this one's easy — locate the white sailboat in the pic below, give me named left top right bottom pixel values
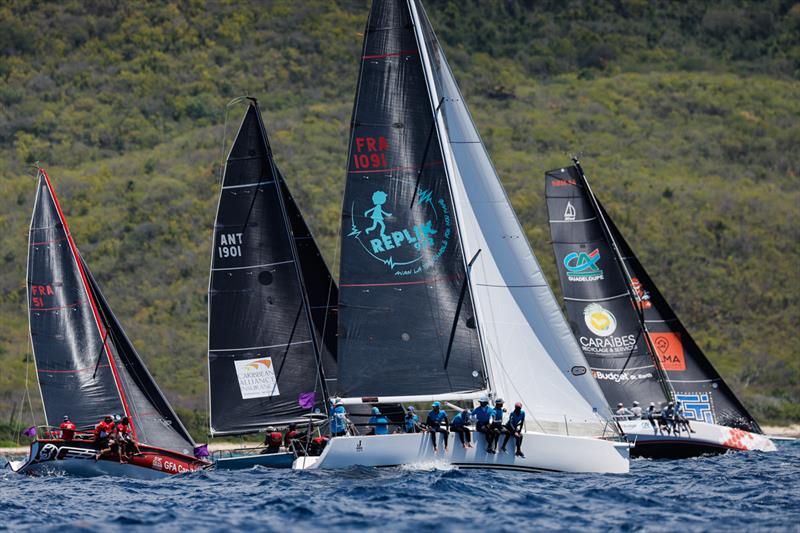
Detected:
left=293, top=0, right=629, bottom=474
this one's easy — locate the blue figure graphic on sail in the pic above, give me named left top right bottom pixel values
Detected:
left=364, top=191, right=392, bottom=237
left=348, top=188, right=450, bottom=276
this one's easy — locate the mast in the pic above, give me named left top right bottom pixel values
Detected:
left=571, top=158, right=675, bottom=401
left=253, top=99, right=330, bottom=405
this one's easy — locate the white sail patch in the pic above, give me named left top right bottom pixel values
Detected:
left=234, top=357, right=280, bottom=399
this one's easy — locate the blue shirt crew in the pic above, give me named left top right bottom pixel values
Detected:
left=490, top=407, right=505, bottom=424
left=369, top=415, right=390, bottom=435
left=508, top=409, right=525, bottom=429
left=427, top=409, right=448, bottom=427
left=330, top=405, right=347, bottom=434
left=451, top=411, right=470, bottom=428
left=472, top=405, right=492, bottom=425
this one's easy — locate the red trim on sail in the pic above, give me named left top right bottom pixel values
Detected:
left=38, top=168, right=137, bottom=441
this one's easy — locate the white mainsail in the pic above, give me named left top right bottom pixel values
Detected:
left=409, top=0, right=612, bottom=436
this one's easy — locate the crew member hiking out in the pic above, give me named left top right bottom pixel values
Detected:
left=501, top=402, right=525, bottom=458
left=646, top=402, right=659, bottom=434
left=94, top=415, right=117, bottom=461
left=116, top=416, right=135, bottom=462
left=488, top=398, right=507, bottom=454
left=450, top=408, right=473, bottom=449
left=426, top=402, right=449, bottom=452
left=472, top=397, right=495, bottom=453
left=662, top=401, right=676, bottom=434
left=59, top=415, right=76, bottom=441
left=368, top=406, right=390, bottom=435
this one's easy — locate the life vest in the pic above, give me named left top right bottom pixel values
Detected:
left=59, top=421, right=76, bottom=440
left=267, top=432, right=283, bottom=447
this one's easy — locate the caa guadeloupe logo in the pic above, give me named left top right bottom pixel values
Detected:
left=563, top=248, right=604, bottom=282
left=234, top=357, right=279, bottom=400
left=348, top=188, right=451, bottom=277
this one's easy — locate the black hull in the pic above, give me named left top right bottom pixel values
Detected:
left=631, top=439, right=729, bottom=459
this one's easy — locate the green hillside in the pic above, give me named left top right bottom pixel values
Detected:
left=0, top=0, right=798, bottom=440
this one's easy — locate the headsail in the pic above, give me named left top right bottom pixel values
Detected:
left=546, top=163, right=762, bottom=432
left=208, top=101, right=329, bottom=435
left=337, top=0, right=488, bottom=400
left=545, top=166, right=670, bottom=410
left=27, top=170, right=126, bottom=429
left=81, top=257, right=196, bottom=453
left=408, top=0, right=613, bottom=433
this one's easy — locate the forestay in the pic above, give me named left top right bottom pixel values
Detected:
left=409, top=0, right=612, bottom=435
left=208, top=103, right=329, bottom=435
left=337, top=0, right=487, bottom=400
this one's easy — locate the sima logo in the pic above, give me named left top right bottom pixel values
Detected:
left=348, top=188, right=451, bottom=277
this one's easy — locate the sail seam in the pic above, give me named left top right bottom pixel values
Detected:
left=564, top=293, right=629, bottom=302
left=212, top=260, right=294, bottom=271
left=210, top=340, right=312, bottom=352
left=549, top=217, right=597, bottom=223
left=222, top=180, right=275, bottom=190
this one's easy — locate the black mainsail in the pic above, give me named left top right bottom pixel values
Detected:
left=28, top=169, right=196, bottom=453
left=28, top=170, right=125, bottom=429
left=546, top=162, right=761, bottom=432
left=208, top=101, right=332, bottom=435
left=337, top=0, right=487, bottom=400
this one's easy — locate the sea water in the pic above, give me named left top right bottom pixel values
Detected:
left=1, top=441, right=798, bottom=531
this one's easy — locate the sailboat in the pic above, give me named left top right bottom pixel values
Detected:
left=207, top=99, right=339, bottom=469
left=293, top=0, right=629, bottom=473
left=544, top=159, right=776, bottom=458
left=8, top=168, right=209, bottom=478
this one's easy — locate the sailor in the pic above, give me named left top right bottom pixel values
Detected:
left=59, top=415, right=76, bottom=441
left=94, top=415, right=117, bottom=461
left=501, top=402, right=525, bottom=458
left=450, top=408, right=473, bottom=449
left=662, top=401, right=676, bottom=435
left=675, top=401, right=696, bottom=434
left=308, top=435, right=329, bottom=456
left=615, top=402, right=633, bottom=420
left=630, top=401, right=643, bottom=419
left=646, top=402, right=659, bottom=434
left=488, top=398, right=507, bottom=454
left=329, top=398, right=349, bottom=437
left=262, top=426, right=283, bottom=454
left=404, top=406, right=421, bottom=433
left=426, top=402, right=449, bottom=453
left=116, top=416, right=135, bottom=462
left=284, top=423, right=306, bottom=449
left=658, top=402, right=672, bottom=435
left=368, top=406, right=390, bottom=436
left=472, top=396, right=495, bottom=453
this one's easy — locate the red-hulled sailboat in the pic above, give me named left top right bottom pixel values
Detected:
left=8, top=168, right=209, bottom=478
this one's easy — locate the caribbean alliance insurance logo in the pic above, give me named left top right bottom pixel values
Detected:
left=348, top=188, right=451, bottom=277
left=563, top=248, right=604, bottom=282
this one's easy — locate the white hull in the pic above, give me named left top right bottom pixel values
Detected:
left=293, top=431, right=629, bottom=473
left=618, top=419, right=776, bottom=458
